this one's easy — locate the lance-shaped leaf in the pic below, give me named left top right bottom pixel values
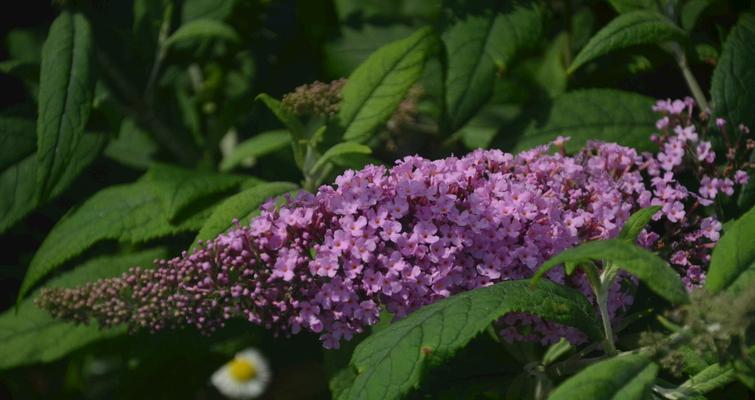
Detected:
left=442, top=2, right=541, bottom=132
left=548, top=353, right=658, bottom=400
left=310, top=142, right=372, bottom=175
left=711, top=13, right=755, bottom=131
left=256, top=94, right=306, bottom=169
left=0, top=249, right=166, bottom=370
left=220, top=130, right=291, bottom=172
left=705, top=205, right=755, bottom=294
left=532, top=239, right=689, bottom=305
left=192, top=181, right=298, bottom=248
left=618, top=206, right=661, bottom=242
left=36, top=11, right=97, bottom=203
left=568, top=10, right=686, bottom=74
left=338, top=280, right=600, bottom=400
left=145, top=163, right=245, bottom=220
left=164, top=18, right=239, bottom=47
left=338, top=27, right=435, bottom=143
left=513, top=89, right=657, bottom=153
left=18, top=180, right=212, bottom=302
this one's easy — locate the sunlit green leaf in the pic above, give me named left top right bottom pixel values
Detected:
left=36, top=11, right=97, bottom=203
left=569, top=10, right=685, bottom=74
left=338, top=27, right=435, bottom=143
left=0, top=249, right=167, bottom=370
left=338, top=280, right=600, bottom=400
left=532, top=239, right=689, bottom=305
left=548, top=353, right=658, bottom=400
left=706, top=205, right=755, bottom=294
left=192, top=182, right=298, bottom=248
left=220, top=130, right=291, bottom=172
left=18, top=181, right=213, bottom=301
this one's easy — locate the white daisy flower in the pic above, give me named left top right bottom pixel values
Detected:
left=211, top=348, right=272, bottom=399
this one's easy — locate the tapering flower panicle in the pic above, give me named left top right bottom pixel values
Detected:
left=37, top=99, right=751, bottom=348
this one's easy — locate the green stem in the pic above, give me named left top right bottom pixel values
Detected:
left=670, top=43, right=711, bottom=112
left=144, top=3, right=173, bottom=102
left=596, top=264, right=619, bottom=355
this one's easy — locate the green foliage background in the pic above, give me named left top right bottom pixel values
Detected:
left=0, top=0, right=753, bottom=399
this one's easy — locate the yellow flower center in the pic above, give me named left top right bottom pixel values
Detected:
left=228, top=358, right=257, bottom=382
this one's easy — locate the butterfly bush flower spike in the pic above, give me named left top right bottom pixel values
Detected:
left=36, top=99, right=752, bottom=349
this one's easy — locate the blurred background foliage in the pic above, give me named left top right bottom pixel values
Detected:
left=0, top=0, right=752, bottom=398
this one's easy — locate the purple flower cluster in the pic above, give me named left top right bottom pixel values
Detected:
left=648, top=98, right=751, bottom=287
left=37, top=99, right=751, bottom=349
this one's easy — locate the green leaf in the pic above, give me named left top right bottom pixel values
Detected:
left=338, top=280, right=600, bottom=400
left=192, top=182, right=298, bottom=248
left=442, top=3, right=541, bottom=132
left=256, top=94, right=306, bottom=168
left=144, top=163, right=245, bottom=220
left=220, top=130, right=291, bottom=172
left=18, top=181, right=212, bottom=302
left=618, top=206, right=661, bottom=242
left=0, top=115, right=36, bottom=174
left=607, top=0, right=656, bottom=14
left=324, top=24, right=417, bottom=78
left=513, top=89, right=657, bottom=153
left=548, top=353, right=658, bottom=400
left=36, top=11, right=97, bottom=203
left=681, top=0, right=710, bottom=32
left=705, top=205, right=755, bottom=294
left=164, top=18, right=239, bottom=48
left=679, top=361, right=736, bottom=395
left=182, top=0, right=236, bottom=22
left=311, top=142, right=372, bottom=175
left=568, top=10, right=686, bottom=74
left=542, top=338, right=573, bottom=366
left=338, top=27, right=435, bottom=143
left=104, top=118, right=159, bottom=170
left=0, top=249, right=167, bottom=370
left=0, top=154, right=37, bottom=233
left=532, top=239, right=689, bottom=305
left=711, top=13, right=755, bottom=130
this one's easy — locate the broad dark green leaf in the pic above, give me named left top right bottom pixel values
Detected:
left=338, top=280, right=600, bottom=400
left=256, top=94, right=306, bottom=168
left=338, top=27, right=435, bottom=143
left=513, top=89, right=657, bottom=153
left=36, top=11, right=97, bottom=203
left=311, top=142, right=372, bottom=174
left=164, top=18, right=239, bottom=47
left=220, top=130, right=291, bottom=172
left=145, top=163, right=245, bottom=220
left=548, top=353, right=658, bottom=400
left=442, top=3, right=541, bottom=132
left=104, top=118, right=159, bottom=170
left=618, top=206, right=661, bottom=242
left=192, top=182, right=298, bottom=248
left=18, top=181, right=212, bottom=301
left=532, top=239, right=689, bottom=305
left=711, top=13, right=755, bottom=131
left=705, top=205, right=755, bottom=294
left=569, top=10, right=686, bottom=74
left=0, top=249, right=166, bottom=370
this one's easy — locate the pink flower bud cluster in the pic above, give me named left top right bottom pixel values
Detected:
left=37, top=99, right=750, bottom=349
